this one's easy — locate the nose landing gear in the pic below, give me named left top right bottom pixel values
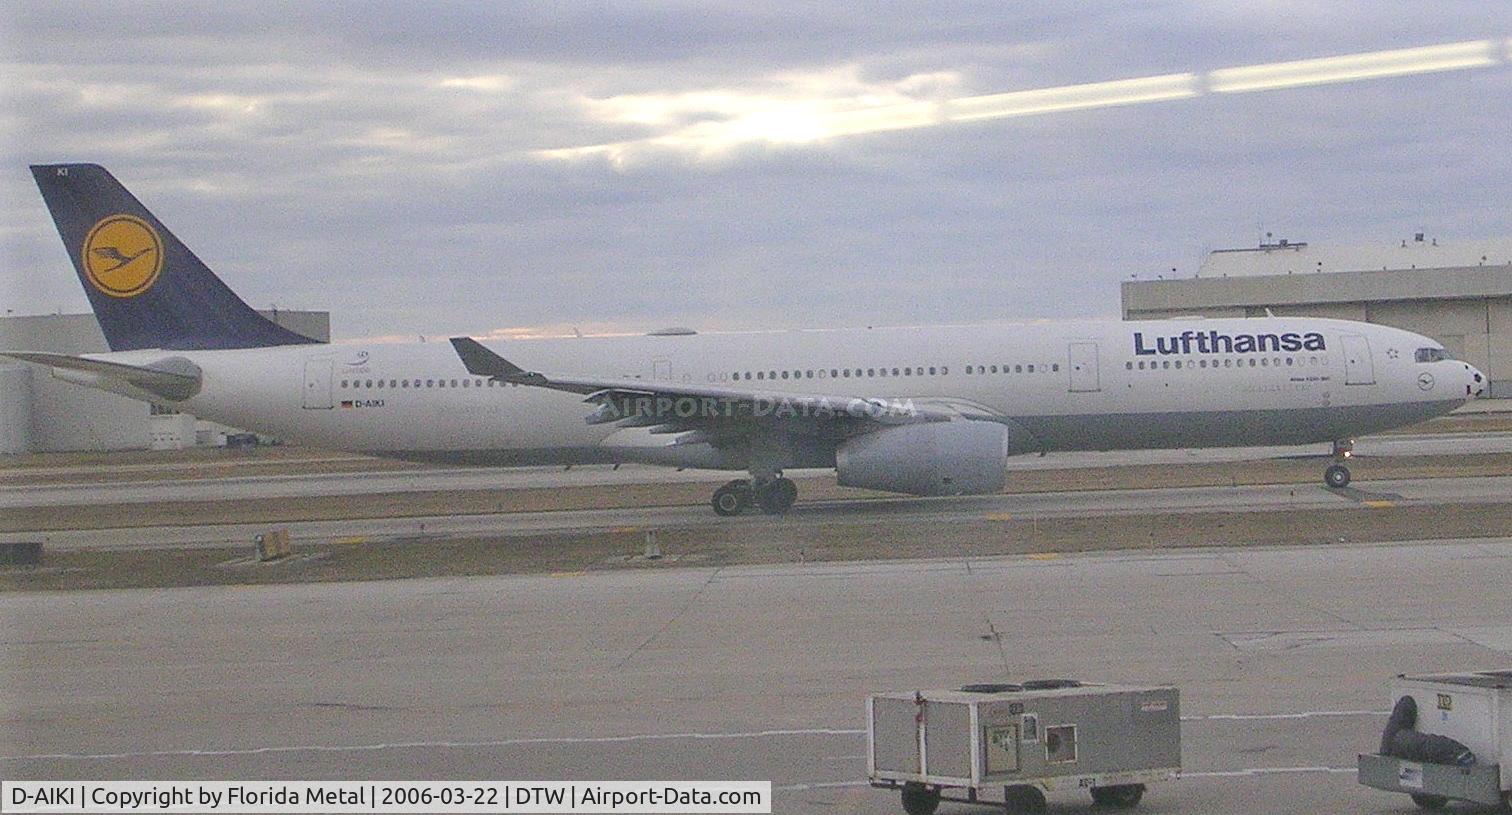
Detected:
left=1324, top=440, right=1353, bottom=488
left=709, top=476, right=798, bottom=516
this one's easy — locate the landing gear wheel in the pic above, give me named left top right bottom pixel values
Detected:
left=1002, top=784, right=1047, bottom=814
left=1090, top=783, right=1145, bottom=808
left=755, top=477, right=798, bottom=515
left=710, top=480, right=751, bottom=517
left=899, top=783, right=940, bottom=815
left=1324, top=463, right=1351, bottom=488
left=1409, top=793, right=1448, bottom=810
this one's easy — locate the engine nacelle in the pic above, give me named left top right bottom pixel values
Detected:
left=836, top=420, right=1010, bottom=496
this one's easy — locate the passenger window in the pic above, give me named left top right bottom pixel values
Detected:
left=1174, top=361, right=1182, bottom=369
left=1015, top=365, right=1022, bottom=373
left=1286, top=357, right=1294, bottom=366
left=781, top=371, right=789, bottom=379
left=1052, top=363, right=1060, bottom=372
left=1125, top=362, right=1133, bottom=370
left=966, top=365, right=974, bottom=374
left=941, top=366, right=949, bottom=375
left=990, top=365, right=998, bottom=373
left=1025, top=365, right=1033, bottom=373
left=1198, top=360, right=1206, bottom=369
left=830, top=369, right=839, bottom=378
left=904, top=367, right=912, bottom=375
left=842, top=369, right=850, bottom=378
left=867, top=368, right=875, bottom=377
left=879, top=368, right=887, bottom=377
left=461, top=379, right=469, bottom=387
left=1260, top=358, right=1268, bottom=367
left=928, top=367, right=936, bottom=375
left=806, top=370, right=813, bottom=378
left=1137, top=361, right=1145, bottom=370
left=340, top=380, right=348, bottom=387
left=757, top=371, right=765, bottom=380
left=426, top=379, right=434, bottom=387
left=1162, top=361, right=1170, bottom=369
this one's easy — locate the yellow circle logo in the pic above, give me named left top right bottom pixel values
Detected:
left=81, top=214, right=163, bottom=298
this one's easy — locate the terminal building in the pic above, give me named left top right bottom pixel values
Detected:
left=1122, top=235, right=1512, bottom=399
left=0, top=311, right=329, bottom=455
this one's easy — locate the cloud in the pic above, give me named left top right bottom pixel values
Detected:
left=1, top=2, right=1509, bottom=340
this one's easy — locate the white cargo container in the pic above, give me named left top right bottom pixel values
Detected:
left=867, top=681, right=1180, bottom=814
left=1358, top=670, right=1512, bottom=810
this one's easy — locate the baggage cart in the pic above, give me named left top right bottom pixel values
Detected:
left=867, top=680, right=1180, bottom=813
left=1358, top=670, right=1512, bottom=810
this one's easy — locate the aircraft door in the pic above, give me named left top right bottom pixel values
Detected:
left=1068, top=342, right=1100, bottom=392
left=303, top=358, right=334, bottom=409
left=1341, top=334, right=1375, bottom=385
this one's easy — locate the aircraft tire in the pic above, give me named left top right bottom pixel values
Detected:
left=756, top=477, right=798, bottom=514
left=711, top=481, right=749, bottom=516
left=1324, top=464, right=1351, bottom=489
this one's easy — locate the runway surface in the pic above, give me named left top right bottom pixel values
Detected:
left=5, top=431, right=1512, bottom=509
left=3, top=538, right=1510, bottom=813
left=5, top=471, right=1509, bottom=551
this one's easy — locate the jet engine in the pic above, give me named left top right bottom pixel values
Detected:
left=835, top=420, right=1011, bottom=496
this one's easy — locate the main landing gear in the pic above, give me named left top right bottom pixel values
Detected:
left=1324, top=439, right=1354, bottom=488
left=710, top=476, right=798, bottom=516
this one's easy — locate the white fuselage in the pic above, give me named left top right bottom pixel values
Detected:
left=98, top=317, right=1477, bottom=469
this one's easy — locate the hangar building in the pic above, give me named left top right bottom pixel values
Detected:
left=1122, top=235, right=1512, bottom=399
left=0, top=311, right=329, bottom=454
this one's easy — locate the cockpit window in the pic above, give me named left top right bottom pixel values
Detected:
left=1415, top=348, right=1448, bottom=363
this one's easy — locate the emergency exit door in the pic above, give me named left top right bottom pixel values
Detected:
left=1068, top=342, right=1101, bottom=392
left=1341, top=334, right=1375, bottom=385
left=303, top=358, right=333, bottom=409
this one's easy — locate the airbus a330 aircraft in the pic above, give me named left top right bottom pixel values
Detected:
left=7, top=164, right=1488, bottom=515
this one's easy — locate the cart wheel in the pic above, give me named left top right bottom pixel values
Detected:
left=1409, top=793, right=1448, bottom=811
left=900, top=783, right=940, bottom=815
left=1090, top=783, right=1145, bottom=808
left=1002, top=784, right=1047, bottom=813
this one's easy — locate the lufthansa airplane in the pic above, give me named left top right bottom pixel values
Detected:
left=6, top=164, right=1488, bottom=515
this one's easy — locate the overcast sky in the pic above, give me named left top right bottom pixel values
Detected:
left=1, top=2, right=1509, bottom=341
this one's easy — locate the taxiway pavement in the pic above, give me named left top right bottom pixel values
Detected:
left=5, top=472, right=1509, bottom=551
left=3, top=538, right=1509, bottom=813
left=5, top=431, right=1511, bottom=509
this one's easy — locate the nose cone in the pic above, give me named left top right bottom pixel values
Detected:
left=1465, top=363, right=1487, bottom=399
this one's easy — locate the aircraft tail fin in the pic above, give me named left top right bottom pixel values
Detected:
left=29, top=163, right=319, bottom=351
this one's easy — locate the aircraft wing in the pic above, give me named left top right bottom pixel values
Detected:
left=0, top=351, right=202, bottom=401
left=450, top=337, right=961, bottom=440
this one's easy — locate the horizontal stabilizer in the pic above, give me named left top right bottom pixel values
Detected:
left=1, top=351, right=201, bottom=401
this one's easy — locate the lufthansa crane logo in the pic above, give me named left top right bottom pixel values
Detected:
left=81, top=214, right=163, bottom=298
